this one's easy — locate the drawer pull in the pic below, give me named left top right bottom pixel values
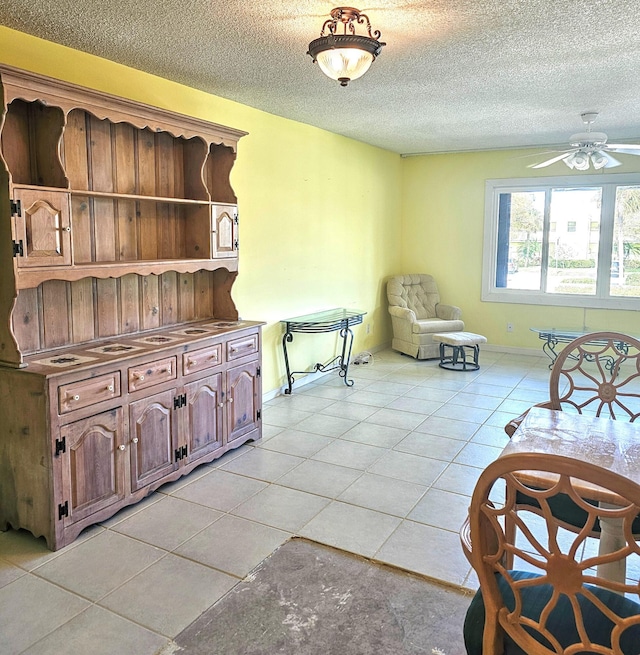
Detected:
left=132, top=437, right=139, bottom=444
left=134, top=374, right=145, bottom=381
left=187, top=358, right=196, bottom=367
left=73, top=394, right=80, bottom=401
left=107, top=385, right=114, bottom=392
left=118, top=444, right=126, bottom=451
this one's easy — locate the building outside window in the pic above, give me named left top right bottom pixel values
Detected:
left=482, top=174, right=640, bottom=310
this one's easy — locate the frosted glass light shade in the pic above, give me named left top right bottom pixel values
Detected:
left=316, top=48, right=374, bottom=84
left=308, top=34, right=384, bottom=86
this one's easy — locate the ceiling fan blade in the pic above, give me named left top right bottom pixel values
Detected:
left=606, top=145, right=640, bottom=155
left=529, top=152, right=574, bottom=168
left=603, top=153, right=622, bottom=168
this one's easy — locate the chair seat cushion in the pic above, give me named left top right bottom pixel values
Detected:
left=464, top=570, right=640, bottom=655
left=411, top=319, right=464, bottom=335
left=432, top=331, right=487, bottom=346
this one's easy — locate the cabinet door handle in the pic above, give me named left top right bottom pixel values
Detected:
left=218, top=402, right=224, bottom=407
left=228, top=397, right=234, bottom=403
left=132, top=437, right=139, bottom=444
left=118, top=444, right=126, bottom=451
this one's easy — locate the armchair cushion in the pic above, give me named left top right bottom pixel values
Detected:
left=387, top=274, right=464, bottom=359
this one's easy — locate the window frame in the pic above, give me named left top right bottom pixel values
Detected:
left=482, top=173, right=640, bottom=310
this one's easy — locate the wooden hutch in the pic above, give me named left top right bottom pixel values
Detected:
left=0, top=66, right=262, bottom=550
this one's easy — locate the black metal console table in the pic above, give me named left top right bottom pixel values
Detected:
left=530, top=327, right=630, bottom=370
left=281, top=308, right=366, bottom=394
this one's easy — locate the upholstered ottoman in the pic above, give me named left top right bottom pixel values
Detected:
left=432, top=331, right=487, bottom=371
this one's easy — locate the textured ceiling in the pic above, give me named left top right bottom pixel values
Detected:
left=2, top=0, right=640, bottom=155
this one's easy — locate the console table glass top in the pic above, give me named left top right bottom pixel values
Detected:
left=281, top=308, right=366, bottom=394
left=530, top=327, right=591, bottom=368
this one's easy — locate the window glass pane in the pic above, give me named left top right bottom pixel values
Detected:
left=496, top=191, right=544, bottom=290
left=611, top=186, right=640, bottom=298
left=546, top=187, right=601, bottom=295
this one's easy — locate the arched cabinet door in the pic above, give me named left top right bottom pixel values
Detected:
left=129, top=390, right=179, bottom=491
left=226, top=360, right=261, bottom=445
left=211, top=203, right=238, bottom=258
left=58, top=408, right=125, bottom=527
left=184, top=373, right=224, bottom=463
left=12, top=189, right=71, bottom=268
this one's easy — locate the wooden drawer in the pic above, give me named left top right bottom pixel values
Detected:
left=227, top=333, right=259, bottom=361
left=59, top=372, right=121, bottom=414
left=128, top=356, right=177, bottom=392
left=183, top=343, right=223, bottom=375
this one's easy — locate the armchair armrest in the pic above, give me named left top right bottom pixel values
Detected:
left=504, top=400, right=554, bottom=437
left=435, top=303, right=462, bottom=321
left=388, top=306, right=417, bottom=322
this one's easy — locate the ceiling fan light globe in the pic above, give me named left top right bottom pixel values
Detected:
left=571, top=151, right=590, bottom=170
left=590, top=151, right=608, bottom=169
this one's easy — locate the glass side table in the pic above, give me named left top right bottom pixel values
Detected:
left=281, top=308, right=366, bottom=394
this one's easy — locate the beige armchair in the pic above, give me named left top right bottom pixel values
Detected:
left=387, top=274, right=464, bottom=359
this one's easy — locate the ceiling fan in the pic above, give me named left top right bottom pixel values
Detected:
left=530, top=112, right=640, bottom=170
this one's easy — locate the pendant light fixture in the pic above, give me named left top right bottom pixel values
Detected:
left=307, top=7, right=385, bottom=87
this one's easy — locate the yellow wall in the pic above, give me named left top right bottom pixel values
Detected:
left=0, top=27, right=403, bottom=394
left=401, top=150, right=640, bottom=350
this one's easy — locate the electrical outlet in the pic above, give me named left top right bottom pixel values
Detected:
left=507, top=322, right=514, bottom=333
left=366, top=323, right=371, bottom=334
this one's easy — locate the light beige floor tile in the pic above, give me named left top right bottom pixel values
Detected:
left=453, top=441, right=504, bottom=469
left=267, top=393, right=335, bottom=413
left=338, top=473, right=427, bottom=517
left=0, top=529, right=79, bottom=571
left=376, top=520, right=472, bottom=586
left=433, top=404, right=493, bottom=423
left=261, top=424, right=285, bottom=441
left=385, top=396, right=443, bottom=415
left=175, top=515, right=290, bottom=578
left=339, top=421, right=409, bottom=448
left=170, top=469, right=268, bottom=511
left=470, top=424, right=510, bottom=448
left=395, top=432, right=465, bottom=461
left=299, top=501, right=401, bottom=558
left=413, top=415, right=480, bottom=440
left=408, top=488, right=471, bottom=532
left=364, top=407, right=430, bottom=430
left=276, top=460, right=363, bottom=497
left=231, top=484, right=330, bottom=532
left=449, top=391, right=503, bottom=410
left=318, top=400, right=378, bottom=421
left=433, top=463, right=483, bottom=496
left=110, top=496, right=222, bottom=551
left=344, top=389, right=399, bottom=407
left=461, top=381, right=511, bottom=398
left=417, top=376, right=470, bottom=391
left=256, top=428, right=334, bottom=457
left=298, top=383, right=358, bottom=400
left=403, top=386, right=455, bottom=402
left=294, top=413, right=358, bottom=437
left=0, top=557, right=25, bottom=589
left=220, top=448, right=304, bottom=482
left=497, top=398, right=537, bottom=414
left=312, top=439, right=386, bottom=470
left=33, top=531, right=164, bottom=601
left=99, top=492, right=163, bottom=527
left=506, top=387, right=550, bottom=403
left=368, top=450, right=447, bottom=486
left=21, top=605, right=168, bottom=655
left=99, top=554, right=237, bottom=637
left=484, top=409, right=520, bottom=428
left=261, top=405, right=312, bottom=428
left=364, top=380, right=417, bottom=395
left=0, top=575, right=90, bottom=654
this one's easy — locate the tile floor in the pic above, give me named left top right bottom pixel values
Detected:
left=0, top=347, right=574, bottom=654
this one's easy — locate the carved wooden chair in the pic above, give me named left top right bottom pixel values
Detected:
left=505, top=331, right=640, bottom=437
left=460, top=452, right=640, bottom=655
left=503, top=332, right=640, bottom=547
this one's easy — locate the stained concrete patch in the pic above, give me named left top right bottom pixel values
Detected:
left=172, top=537, right=473, bottom=655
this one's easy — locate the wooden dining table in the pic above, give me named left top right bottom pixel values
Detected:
left=501, top=406, right=640, bottom=583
